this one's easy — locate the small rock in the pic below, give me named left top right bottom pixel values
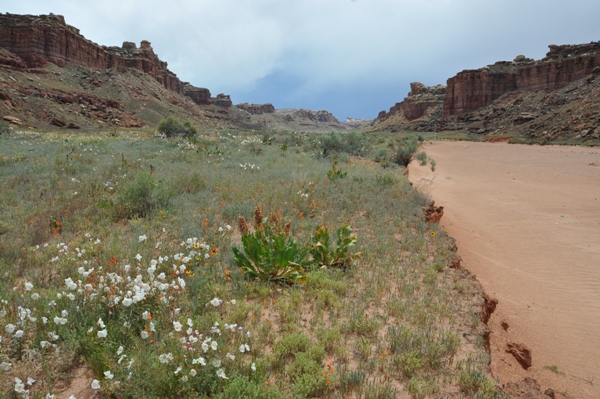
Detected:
left=3, top=115, right=21, bottom=125
left=67, top=122, right=80, bottom=129
left=482, top=294, right=498, bottom=324
left=423, top=201, right=444, bottom=223
left=51, top=117, right=66, bottom=127
left=506, top=342, right=533, bottom=370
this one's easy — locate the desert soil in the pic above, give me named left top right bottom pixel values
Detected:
left=409, top=141, right=600, bottom=399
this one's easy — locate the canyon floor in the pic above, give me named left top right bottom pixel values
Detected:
left=410, top=141, right=600, bottom=399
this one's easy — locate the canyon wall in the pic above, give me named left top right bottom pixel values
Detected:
left=444, top=42, right=600, bottom=116
left=378, top=82, right=446, bottom=122
left=0, top=13, right=219, bottom=106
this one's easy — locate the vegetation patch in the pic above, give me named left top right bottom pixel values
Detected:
left=0, top=129, right=500, bottom=398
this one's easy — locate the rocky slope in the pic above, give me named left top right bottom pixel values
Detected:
left=0, top=13, right=357, bottom=132
left=236, top=105, right=357, bottom=132
left=372, top=42, right=600, bottom=144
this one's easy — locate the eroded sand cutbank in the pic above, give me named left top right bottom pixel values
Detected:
left=409, top=141, right=600, bottom=398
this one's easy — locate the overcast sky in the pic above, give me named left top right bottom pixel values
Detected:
left=3, top=0, right=600, bottom=119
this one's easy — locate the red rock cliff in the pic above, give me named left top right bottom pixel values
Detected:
left=379, top=82, right=446, bottom=122
left=444, top=42, right=600, bottom=116
left=0, top=13, right=187, bottom=94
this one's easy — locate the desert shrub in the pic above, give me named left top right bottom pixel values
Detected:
left=274, top=331, right=311, bottom=362
left=373, top=147, right=390, bottom=163
left=458, top=367, right=497, bottom=397
left=407, top=376, right=437, bottom=399
left=157, top=116, right=198, bottom=138
left=216, top=377, right=282, bottom=399
left=111, top=170, right=172, bottom=219
left=393, top=135, right=435, bottom=171
left=320, top=131, right=367, bottom=157
left=393, top=136, right=419, bottom=167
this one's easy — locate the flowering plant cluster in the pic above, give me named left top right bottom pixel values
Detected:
left=0, top=224, right=259, bottom=398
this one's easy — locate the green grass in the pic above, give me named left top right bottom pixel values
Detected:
left=0, top=129, right=501, bottom=398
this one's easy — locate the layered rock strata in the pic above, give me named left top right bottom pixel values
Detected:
left=375, top=82, right=446, bottom=128
left=444, top=43, right=600, bottom=115
left=0, top=13, right=220, bottom=106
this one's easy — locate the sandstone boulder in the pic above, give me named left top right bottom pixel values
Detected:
left=3, top=115, right=21, bottom=125
left=51, top=117, right=66, bottom=127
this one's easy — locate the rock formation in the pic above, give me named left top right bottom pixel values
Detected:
left=0, top=13, right=219, bottom=107
left=211, top=94, right=233, bottom=108
left=379, top=82, right=446, bottom=122
left=371, top=41, right=600, bottom=143
left=237, top=102, right=275, bottom=115
left=444, top=42, right=600, bottom=116
left=183, top=84, right=211, bottom=105
left=372, top=82, right=446, bottom=132
left=0, top=14, right=185, bottom=93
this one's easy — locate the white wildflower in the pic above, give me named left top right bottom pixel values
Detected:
left=173, top=321, right=183, bottom=332
left=216, top=368, right=228, bottom=379
left=209, top=297, right=222, bottom=307
left=159, top=353, right=173, bottom=364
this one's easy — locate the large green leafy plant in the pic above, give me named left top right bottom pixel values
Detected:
left=310, top=224, right=364, bottom=268
left=232, top=207, right=364, bottom=283
left=232, top=207, right=308, bottom=283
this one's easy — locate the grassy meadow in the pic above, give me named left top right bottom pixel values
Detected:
left=0, top=129, right=503, bottom=398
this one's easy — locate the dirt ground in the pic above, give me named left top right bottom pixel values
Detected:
left=410, top=141, right=600, bottom=399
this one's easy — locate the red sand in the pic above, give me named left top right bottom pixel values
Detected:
left=410, top=141, right=600, bottom=398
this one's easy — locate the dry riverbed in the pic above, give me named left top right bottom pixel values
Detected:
left=410, top=141, right=600, bottom=399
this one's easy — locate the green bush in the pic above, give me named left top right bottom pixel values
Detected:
left=373, top=147, right=390, bottom=163
left=393, top=136, right=435, bottom=171
left=157, top=116, right=198, bottom=138
left=112, top=170, right=172, bottom=219
left=216, top=377, right=282, bottom=399
left=321, top=131, right=367, bottom=157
